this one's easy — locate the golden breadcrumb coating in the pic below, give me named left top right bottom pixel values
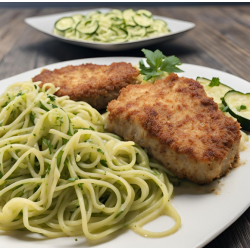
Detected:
left=32, top=62, right=139, bottom=110
left=107, top=73, right=241, bottom=184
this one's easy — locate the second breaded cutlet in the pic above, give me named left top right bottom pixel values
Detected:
left=106, top=73, right=241, bottom=184
left=32, top=62, right=139, bottom=110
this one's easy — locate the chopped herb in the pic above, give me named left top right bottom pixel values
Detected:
left=97, top=148, right=104, bottom=155
left=237, top=105, right=247, bottom=112
left=100, top=159, right=108, bottom=168
left=1, top=102, right=8, bottom=108
left=75, top=238, right=78, bottom=241
left=0, top=171, right=3, bottom=179
left=0, top=122, right=2, bottom=126
left=48, top=95, right=56, bottom=101
left=34, top=85, right=37, bottom=89
left=67, top=130, right=73, bottom=136
left=115, top=210, right=123, bottom=218
left=62, top=138, right=69, bottom=145
left=56, top=150, right=64, bottom=167
left=39, top=101, right=50, bottom=111
left=33, top=134, right=36, bottom=136
left=81, top=126, right=95, bottom=131
left=208, top=77, right=221, bottom=87
left=139, top=49, right=183, bottom=81
left=30, top=112, right=35, bottom=125
left=52, top=104, right=58, bottom=109
left=68, top=177, right=78, bottom=182
left=84, top=138, right=92, bottom=143
left=78, top=183, right=83, bottom=190
left=16, top=91, right=23, bottom=97
left=42, top=138, right=52, bottom=154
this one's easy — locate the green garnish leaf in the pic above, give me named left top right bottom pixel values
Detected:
left=80, top=126, right=95, bottom=131
left=52, top=104, right=58, bottom=109
left=39, top=101, right=50, bottom=111
left=1, top=102, right=8, bottom=108
left=48, top=95, right=56, bottom=101
left=139, top=49, right=183, bottom=81
left=115, top=210, right=123, bottom=218
left=237, top=105, right=247, bottom=112
left=209, top=77, right=221, bottom=87
left=57, top=150, right=64, bottom=167
left=34, top=85, right=37, bottom=89
left=30, top=112, right=35, bottom=125
left=100, top=159, right=108, bottom=168
left=89, top=126, right=95, bottom=131
left=78, top=183, right=83, bottom=190
left=42, top=138, right=52, bottom=154
left=62, top=138, right=69, bottom=145
left=0, top=171, right=3, bottom=179
left=16, top=91, right=23, bottom=97
left=97, top=148, right=104, bottom=155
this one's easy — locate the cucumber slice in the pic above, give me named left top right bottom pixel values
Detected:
left=85, top=11, right=101, bottom=19
left=153, top=19, right=167, bottom=27
left=55, top=17, right=74, bottom=32
left=71, top=14, right=84, bottom=24
left=76, top=20, right=99, bottom=35
left=126, top=25, right=146, bottom=37
left=133, top=14, right=153, bottom=27
left=123, top=9, right=136, bottom=26
left=223, top=90, right=250, bottom=130
left=136, top=9, right=153, bottom=18
left=109, top=9, right=123, bottom=19
left=196, top=77, right=233, bottom=105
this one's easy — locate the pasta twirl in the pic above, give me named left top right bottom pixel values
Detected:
left=0, top=80, right=180, bottom=240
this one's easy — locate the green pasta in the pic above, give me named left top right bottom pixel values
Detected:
left=0, top=80, right=180, bottom=240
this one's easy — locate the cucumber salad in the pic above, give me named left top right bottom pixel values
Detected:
left=53, top=9, right=170, bottom=43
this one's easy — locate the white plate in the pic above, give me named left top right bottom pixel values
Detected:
left=24, top=8, right=195, bottom=51
left=0, top=57, right=250, bottom=248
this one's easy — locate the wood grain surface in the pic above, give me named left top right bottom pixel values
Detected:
left=0, top=5, right=250, bottom=248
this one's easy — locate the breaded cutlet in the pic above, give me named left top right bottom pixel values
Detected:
left=106, top=73, right=241, bottom=184
left=32, top=62, right=139, bottom=110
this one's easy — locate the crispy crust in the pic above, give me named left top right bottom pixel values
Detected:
left=32, top=62, right=139, bottom=110
left=107, top=73, right=241, bottom=184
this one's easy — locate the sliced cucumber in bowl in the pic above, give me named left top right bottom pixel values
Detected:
left=76, top=20, right=99, bottom=35
left=55, top=17, right=74, bottom=32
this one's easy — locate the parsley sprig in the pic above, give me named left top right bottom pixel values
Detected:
left=208, top=77, right=221, bottom=87
left=139, top=49, right=183, bottom=82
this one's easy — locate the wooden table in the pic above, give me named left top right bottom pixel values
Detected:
left=0, top=4, right=250, bottom=248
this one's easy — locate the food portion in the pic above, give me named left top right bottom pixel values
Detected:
left=53, top=9, right=170, bottom=43
left=223, top=90, right=250, bottom=131
left=32, top=62, right=139, bottom=110
left=196, top=77, right=233, bottom=110
left=106, top=73, right=241, bottom=184
left=0, top=80, right=180, bottom=239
